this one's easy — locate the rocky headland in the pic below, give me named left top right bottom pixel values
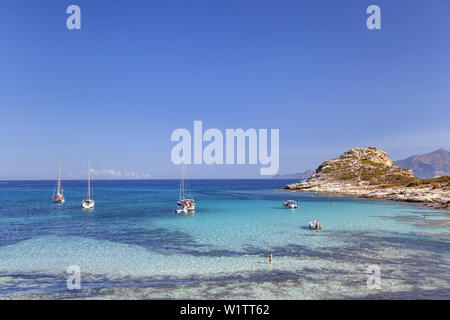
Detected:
left=285, top=147, right=450, bottom=210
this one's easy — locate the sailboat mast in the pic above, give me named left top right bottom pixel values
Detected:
left=181, top=159, right=185, bottom=200
left=179, top=173, right=182, bottom=202
left=181, top=141, right=186, bottom=201
left=179, top=142, right=186, bottom=201
left=179, top=163, right=182, bottom=202
left=57, top=161, right=61, bottom=194
left=88, top=158, right=91, bottom=200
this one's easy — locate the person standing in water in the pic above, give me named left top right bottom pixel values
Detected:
left=269, top=251, right=273, bottom=264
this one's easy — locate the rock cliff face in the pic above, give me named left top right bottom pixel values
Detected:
left=286, top=147, right=450, bottom=209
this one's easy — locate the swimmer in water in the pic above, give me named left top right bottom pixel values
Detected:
left=269, top=251, right=273, bottom=264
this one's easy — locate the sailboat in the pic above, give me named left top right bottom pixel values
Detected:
left=81, top=158, right=95, bottom=209
left=175, top=158, right=195, bottom=214
left=52, top=161, right=65, bottom=204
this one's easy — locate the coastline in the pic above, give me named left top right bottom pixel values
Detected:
left=284, top=183, right=450, bottom=210
left=284, top=147, right=450, bottom=211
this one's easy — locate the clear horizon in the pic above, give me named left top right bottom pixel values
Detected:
left=1, top=0, right=449, bottom=179
left=1, top=146, right=447, bottom=181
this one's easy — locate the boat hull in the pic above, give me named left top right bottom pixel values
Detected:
left=175, top=208, right=187, bottom=214
left=177, top=199, right=196, bottom=213
left=52, top=194, right=65, bottom=204
left=282, top=201, right=299, bottom=209
left=82, top=199, right=95, bottom=209
left=309, top=220, right=322, bottom=229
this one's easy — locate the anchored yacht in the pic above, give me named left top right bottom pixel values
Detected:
left=81, top=158, right=95, bottom=209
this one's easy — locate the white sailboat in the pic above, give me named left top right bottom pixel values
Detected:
left=175, top=158, right=195, bottom=214
left=81, top=158, right=95, bottom=209
left=52, top=161, right=65, bottom=204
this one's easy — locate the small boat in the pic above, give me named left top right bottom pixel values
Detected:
left=175, top=206, right=187, bottom=214
left=174, top=154, right=195, bottom=214
left=81, top=158, right=95, bottom=209
left=309, top=219, right=322, bottom=229
left=52, top=161, right=65, bottom=204
left=282, top=200, right=299, bottom=209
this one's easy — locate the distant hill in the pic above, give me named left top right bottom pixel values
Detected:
left=286, top=147, right=415, bottom=188
left=394, top=148, right=450, bottom=179
left=273, top=169, right=314, bottom=180
left=285, top=147, right=450, bottom=209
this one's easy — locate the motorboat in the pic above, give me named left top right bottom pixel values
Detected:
left=282, top=200, right=299, bottom=209
left=309, top=219, right=322, bottom=229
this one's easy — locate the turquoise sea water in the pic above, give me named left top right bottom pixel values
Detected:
left=0, top=179, right=449, bottom=299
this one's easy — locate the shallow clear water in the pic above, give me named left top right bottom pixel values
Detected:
left=0, top=180, right=449, bottom=299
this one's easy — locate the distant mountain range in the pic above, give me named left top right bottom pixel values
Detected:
left=394, top=148, right=450, bottom=179
left=273, top=169, right=314, bottom=180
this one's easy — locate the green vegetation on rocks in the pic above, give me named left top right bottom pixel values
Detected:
left=285, top=147, right=449, bottom=209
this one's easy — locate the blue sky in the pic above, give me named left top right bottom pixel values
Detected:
left=0, top=0, right=449, bottom=179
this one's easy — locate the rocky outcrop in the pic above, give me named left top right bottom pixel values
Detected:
left=286, top=147, right=450, bottom=209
